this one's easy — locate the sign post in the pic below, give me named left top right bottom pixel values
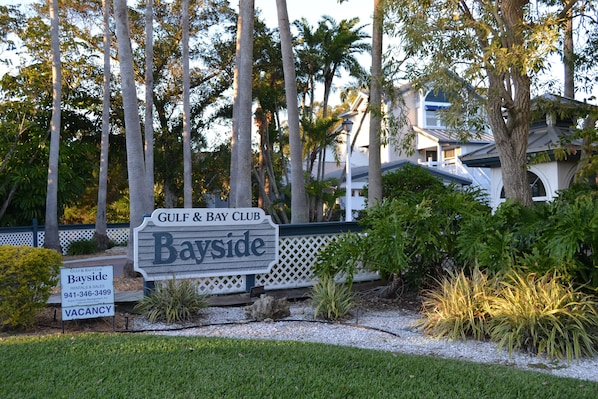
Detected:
left=60, top=265, right=115, bottom=331
left=134, top=208, right=279, bottom=290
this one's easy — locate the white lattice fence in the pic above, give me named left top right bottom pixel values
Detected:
left=0, top=225, right=129, bottom=255
left=195, top=233, right=378, bottom=295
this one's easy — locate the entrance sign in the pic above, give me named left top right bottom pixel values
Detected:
left=60, top=266, right=115, bottom=321
left=134, top=208, right=279, bottom=281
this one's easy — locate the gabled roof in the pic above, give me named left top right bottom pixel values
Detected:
left=460, top=122, right=580, bottom=168
left=414, top=126, right=494, bottom=146
left=460, top=93, right=595, bottom=168
left=325, top=160, right=472, bottom=186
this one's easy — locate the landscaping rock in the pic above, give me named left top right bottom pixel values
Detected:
left=244, top=295, right=290, bottom=321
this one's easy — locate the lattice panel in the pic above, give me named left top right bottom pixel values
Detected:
left=0, top=227, right=128, bottom=255
left=256, top=234, right=335, bottom=290
left=0, top=232, right=37, bottom=247
left=194, top=276, right=245, bottom=295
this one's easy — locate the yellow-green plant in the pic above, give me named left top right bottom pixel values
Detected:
left=417, top=268, right=498, bottom=340
left=488, top=271, right=598, bottom=361
left=309, top=275, right=354, bottom=321
left=135, top=277, right=208, bottom=324
left=0, top=245, right=62, bottom=328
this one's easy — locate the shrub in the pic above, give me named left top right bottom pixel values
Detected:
left=488, top=271, right=598, bottom=361
left=67, top=239, right=98, bottom=256
left=135, top=277, right=208, bottom=324
left=0, top=245, right=62, bottom=328
left=313, top=232, right=366, bottom=290
left=309, top=275, right=354, bottom=321
left=418, top=268, right=497, bottom=341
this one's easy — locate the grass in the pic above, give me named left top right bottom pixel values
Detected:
left=1, top=334, right=596, bottom=398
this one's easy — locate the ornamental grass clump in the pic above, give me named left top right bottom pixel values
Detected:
left=309, top=275, right=354, bottom=321
left=487, top=271, right=598, bottom=361
left=417, top=268, right=497, bottom=340
left=135, top=277, right=208, bottom=324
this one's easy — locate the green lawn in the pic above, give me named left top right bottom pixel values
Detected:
left=0, top=333, right=596, bottom=398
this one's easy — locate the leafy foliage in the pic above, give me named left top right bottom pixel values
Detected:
left=135, top=277, right=208, bottom=324
left=66, top=239, right=98, bottom=256
left=362, top=165, right=489, bottom=288
left=457, top=187, right=598, bottom=290
left=313, top=231, right=365, bottom=290
left=0, top=245, right=61, bottom=328
left=309, top=275, right=354, bottom=321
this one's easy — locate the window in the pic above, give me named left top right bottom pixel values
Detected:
left=444, top=149, right=456, bottom=159
left=423, top=90, right=449, bottom=128
left=500, top=171, right=547, bottom=199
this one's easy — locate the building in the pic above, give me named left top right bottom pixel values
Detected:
left=461, top=94, right=595, bottom=209
left=323, top=85, right=493, bottom=215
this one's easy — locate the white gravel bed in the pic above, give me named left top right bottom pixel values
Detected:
left=134, top=303, right=598, bottom=383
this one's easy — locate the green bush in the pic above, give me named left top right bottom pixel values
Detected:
left=66, top=239, right=98, bottom=256
left=309, top=275, right=355, bottom=321
left=418, top=268, right=497, bottom=341
left=313, top=232, right=366, bottom=290
left=488, top=271, right=598, bottom=361
left=457, top=188, right=598, bottom=290
left=0, top=245, right=62, bottom=328
left=135, top=277, right=209, bottom=324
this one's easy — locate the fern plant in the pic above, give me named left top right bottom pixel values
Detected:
left=488, top=271, right=598, bottom=361
left=309, top=275, right=354, bottom=321
left=135, top=277, right=208, bottom=324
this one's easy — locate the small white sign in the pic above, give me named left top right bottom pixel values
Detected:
left=60, top=266, right=115, bottom=321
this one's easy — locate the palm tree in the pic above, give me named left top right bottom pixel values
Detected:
left=276, top=0, right=308, bottom=223
left=114, top=0, right=152, bottom=276
left=317, top=16, right=369, bottom=118
left=367, top=0, right=383, bottom=206
left=144, top=0, right=155, bottom=209
left=43, top=0, right=62, bottom=252
left=182, top=0, right=192, bottom=207
left=94, top=0, right=112, bottom=250
left=229, top=0, right=254, bottom=208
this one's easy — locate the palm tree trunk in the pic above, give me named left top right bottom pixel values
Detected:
left=367, top=0, right=383, bottom=206
left=94, top=0, right=112, bottom=251
left=44, top=0, right=62, bottom=252
left=144, top=0, right=155, bottom=208
left=276, top=0, right=308, bottom=223
left=230, top=0, right=254, bottom=208
left=114, top=0, right=151, bottom=276
left=182, top=0, right=192, bottom=207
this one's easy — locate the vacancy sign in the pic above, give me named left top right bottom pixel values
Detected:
left=60, top=266, right=115, bottom=321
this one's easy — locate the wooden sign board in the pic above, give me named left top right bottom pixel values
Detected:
left=134, top=208, right=279, bottom=281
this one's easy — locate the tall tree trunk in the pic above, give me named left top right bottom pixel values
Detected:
left=182, top=0, right=192, bottom=207
left=563, top=9, right=574, bottom=99
left=144, top=0, right=155, bottom=208
left=229, top=0, right=254, bottom=208
left=367, top=0, right=383, bottom=206
left=94, top=0, right=112, bottom=251
left=114, top=0, right=151, bottom=276
left=487, top=70, right=533, bottom=206
left=276, top=0, right=308, bottom=223
left=44, top=0, right=62, bottom=252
